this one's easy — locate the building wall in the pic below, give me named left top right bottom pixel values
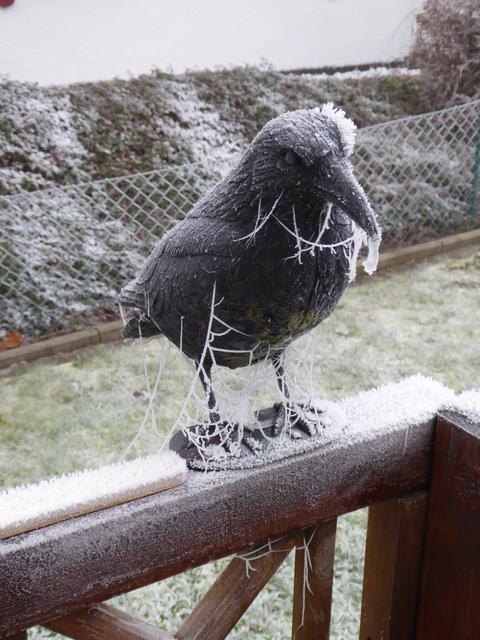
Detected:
left=0, top=0, right=422, bottom=86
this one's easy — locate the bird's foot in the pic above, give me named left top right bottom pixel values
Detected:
left=272, top=401, right=326, bottom=438
left=170, top=420, right=254, bottom=465
left=169, top=401, right=335, bottom=470
left=169, top=415, right=292, bottom=467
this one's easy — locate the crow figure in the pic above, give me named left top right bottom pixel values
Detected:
left=120, top=104, right=381, bottom=456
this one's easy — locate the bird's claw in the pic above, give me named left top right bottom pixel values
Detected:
left=273, top=401, right=325, bottom=437
left=169, top=421, right=241, bottom=460
left=170, top=402, right=327, bottom=469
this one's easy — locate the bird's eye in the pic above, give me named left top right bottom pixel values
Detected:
left=284, top=150, right=302, bottom=166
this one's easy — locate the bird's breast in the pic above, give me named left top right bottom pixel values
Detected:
left=156, top=205, right=354, bottom=368
left=212, top=211, right=352, bottom=355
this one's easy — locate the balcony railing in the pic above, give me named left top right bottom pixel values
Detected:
left=1, top=380, right=479, bottom=639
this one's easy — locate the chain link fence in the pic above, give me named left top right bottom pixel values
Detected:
left=1, top=100, right=479, bottom=337
left=357, top=99, right=480, bottom=246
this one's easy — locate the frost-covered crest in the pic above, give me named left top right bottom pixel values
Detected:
left=318, top=102, right=357, bottom=156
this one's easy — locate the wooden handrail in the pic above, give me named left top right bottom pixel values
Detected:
left=0, top=416, right=435, bottom=637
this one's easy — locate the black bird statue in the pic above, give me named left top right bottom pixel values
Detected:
left=120, top=104, right=381, bottom=461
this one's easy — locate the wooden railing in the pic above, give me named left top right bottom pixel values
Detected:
left=1, top=410, right=479, bottom=639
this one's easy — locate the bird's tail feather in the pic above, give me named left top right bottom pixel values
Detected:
left=119, top=280, right=162, bottom=339
left=118, top=279, right=146, bottom=310
left=122, top=313, right=162, bottom=339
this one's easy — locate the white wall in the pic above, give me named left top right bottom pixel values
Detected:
left=0, top=0, right=421, bottom=86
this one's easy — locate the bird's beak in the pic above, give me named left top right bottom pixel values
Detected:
left=314, top=159, right=380, bottom=240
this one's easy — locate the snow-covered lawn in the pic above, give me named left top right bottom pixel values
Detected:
left=2, top=249, right=480, bottom=639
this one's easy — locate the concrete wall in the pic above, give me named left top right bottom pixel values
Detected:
left=0, top=0, right=422, bottom=86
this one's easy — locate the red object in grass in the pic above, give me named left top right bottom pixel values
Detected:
left=0, top=0, right=15, bottom=7
left=0, top=331, right=23, bottom=350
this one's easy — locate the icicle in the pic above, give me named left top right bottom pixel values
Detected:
left=346, top=225, right=365, bottom=283
left=346, top=224, right=381, bottom=282
left=363, top=235, right=381, bottom=275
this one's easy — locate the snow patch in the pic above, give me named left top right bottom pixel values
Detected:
left=301, top=66, right=421, bottom=82
left=443, top=390, right=480, bottom=423
left=338, top=374, right=454, bottom=438
left=0, top=451, right=186, bottom=540
left=159, top=79, right=243, bottom=174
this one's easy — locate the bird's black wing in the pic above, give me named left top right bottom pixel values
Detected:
left=119, top=215, right=239, bottom=316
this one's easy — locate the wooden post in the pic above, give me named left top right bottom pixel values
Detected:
left=291, top=519, right=337, bottom=640
left=45, top=604, right=173, bottom=639
left=176, top=532, right=298, bottom=640
left=360, top=493, right=428, bottom=640
left=417, top=414, right=480, bottom=639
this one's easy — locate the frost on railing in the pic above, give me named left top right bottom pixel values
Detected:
left=1, top=100, right=479, bottom=336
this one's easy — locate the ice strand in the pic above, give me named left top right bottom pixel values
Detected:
left=363, top=235, right=381, bottom=275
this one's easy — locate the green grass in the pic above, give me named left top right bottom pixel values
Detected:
left=3, top=249, right=480, bottom=639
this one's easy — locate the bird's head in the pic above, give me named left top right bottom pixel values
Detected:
left=246, top=103, right=380, bottom=241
